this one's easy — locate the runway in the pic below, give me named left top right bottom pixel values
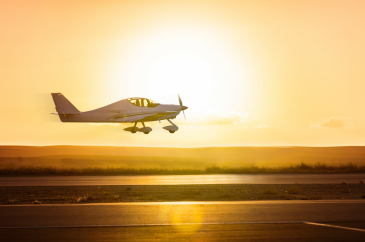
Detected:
left=1, top=201, right=365, bottom=241
left=1, top=173, right=365, bottom=186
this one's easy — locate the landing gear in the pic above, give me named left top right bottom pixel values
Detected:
left=138, top=122, right=152, bottom=134
left=123, top=122, right=152, bottom=134
left=131, top=122, right=137, bottom=133
left=163, top=119, right=179, bottom=133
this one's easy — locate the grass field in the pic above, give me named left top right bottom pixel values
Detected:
left=1, top=146, right=365, bottom=175
left=0, top=162, right=364, bottom=176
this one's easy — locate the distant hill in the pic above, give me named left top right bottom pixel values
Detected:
left=1, top=146, right=365, bottom=169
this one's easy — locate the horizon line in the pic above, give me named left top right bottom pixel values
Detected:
left=2, top=145, right=365, bottom=148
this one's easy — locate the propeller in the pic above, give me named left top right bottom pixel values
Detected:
left=178, top=94, right=188, bottom=119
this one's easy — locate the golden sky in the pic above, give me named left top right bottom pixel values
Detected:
left=1, top=0, right=365, bottom=146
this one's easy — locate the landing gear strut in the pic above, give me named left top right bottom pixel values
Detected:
left=141, top=122, right=150, bottom=134
left=123, top=122, right=152, bottom=134
left=131, top=122, right=137, bottom=133
left=163, top=119, right=179, bottom=133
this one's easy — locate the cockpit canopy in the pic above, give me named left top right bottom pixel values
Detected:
left=127, top=98, right=160, bottom=108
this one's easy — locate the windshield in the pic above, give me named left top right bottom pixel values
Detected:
left=127, top=98, right=160, bottom=108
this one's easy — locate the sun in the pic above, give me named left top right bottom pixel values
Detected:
left=107, top=24, right=252, bottom=111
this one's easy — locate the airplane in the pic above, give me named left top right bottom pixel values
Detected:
left=51, top=93, right=188, bottom=134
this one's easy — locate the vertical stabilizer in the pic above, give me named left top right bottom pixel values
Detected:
left=51, top=93, right=80, bottom=115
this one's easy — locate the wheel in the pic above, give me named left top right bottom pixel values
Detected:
left=169, top=131, right=175, bottom=133
left=131, top=130, right=137, bottom=133
left=143, top=132, right=149, bottom=134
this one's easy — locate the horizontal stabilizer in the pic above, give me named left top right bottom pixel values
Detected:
left=51, top=93, right=80, bottom=114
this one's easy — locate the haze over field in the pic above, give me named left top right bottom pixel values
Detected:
left=2, top=1, right=365, bottom=146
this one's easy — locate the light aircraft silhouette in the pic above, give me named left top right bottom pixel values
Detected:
left=51, top=93, right=188, bottom=134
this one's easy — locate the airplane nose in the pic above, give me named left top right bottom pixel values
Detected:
left=181, top=106, right=188, bottom=110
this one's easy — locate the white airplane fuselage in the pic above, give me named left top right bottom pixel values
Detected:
left=51, top=93, right=188, bottom=134
left=60, top=102, right=182, bottom=123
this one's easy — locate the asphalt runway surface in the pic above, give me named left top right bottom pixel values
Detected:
left=1, top=173, right=365, bottom=186
left=1, top=201, right=365, bottom=241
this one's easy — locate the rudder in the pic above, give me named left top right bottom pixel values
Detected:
left=51, top=93, right=80, bottom=115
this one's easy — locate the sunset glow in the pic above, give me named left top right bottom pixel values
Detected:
left=2, top=0, right=365, bottom=146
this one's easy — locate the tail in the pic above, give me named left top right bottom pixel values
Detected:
left=51, top=93, right=81, bottom=117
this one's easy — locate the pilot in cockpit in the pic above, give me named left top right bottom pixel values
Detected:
left=146, top=99, right=151, bottom=107
left=127, top=98, right=160, bottom=108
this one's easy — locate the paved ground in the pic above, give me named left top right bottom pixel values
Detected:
left=1, top=201, right=365, bottom=241
left=1, top=174, right=365, bottom=186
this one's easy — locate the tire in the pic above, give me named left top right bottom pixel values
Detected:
left=144, top=132, right=149, bottom=134
left=169, top=131, right=175, bottom=133
left=131, top=130, right=137, bottom=133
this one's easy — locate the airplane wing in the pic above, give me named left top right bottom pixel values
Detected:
left=112, top=113, right=159, bottom=122
left=109, top=111, right=179, bottom=122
